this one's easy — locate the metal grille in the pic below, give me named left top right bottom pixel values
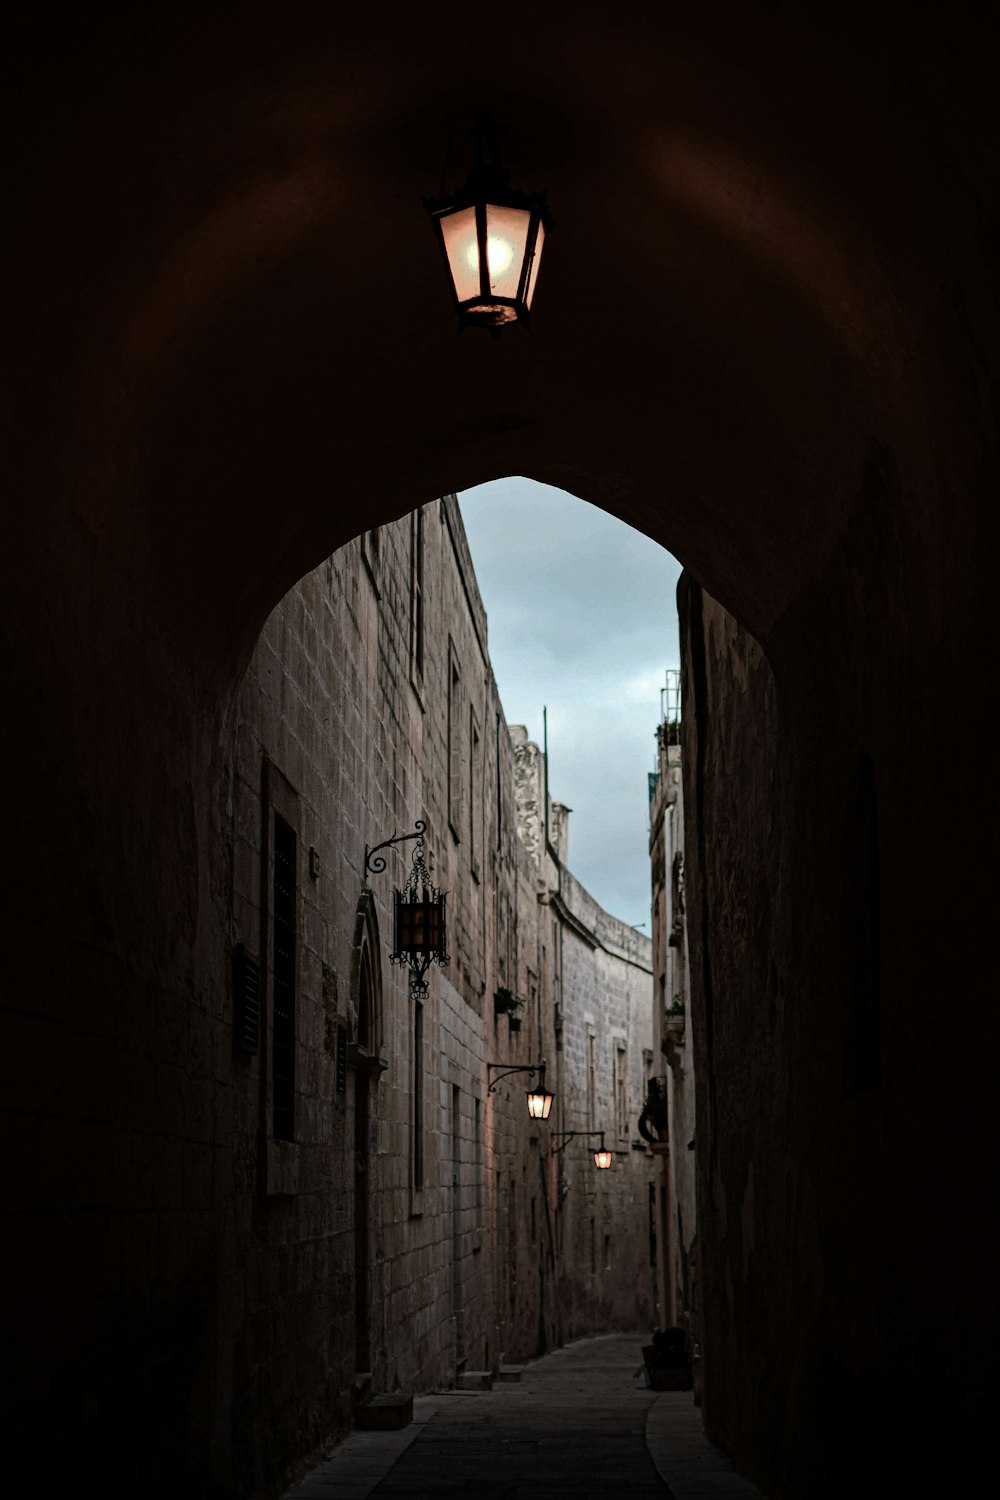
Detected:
left=272, top=815, right=295, bottom=1140
left=335, top=1018, right=348, bottom=1095
left=232, top=944, right=260, bottom=1054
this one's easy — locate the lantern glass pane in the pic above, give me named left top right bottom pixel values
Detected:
left=595, top=1150, right=612, bottom=1169
left=396, top=896, right=410, bottom=950
left=410, top=903, right=426, bottom=952
left=526, top=1088, right=554, bottom=1121
left=440, top=206, right=481, bottom=303
left=525, top=219, right=545, bottom=309
left=484, top=204, right=531, bottom=299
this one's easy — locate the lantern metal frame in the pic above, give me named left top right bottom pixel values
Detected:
left=424, top=109, right=553, bottom=335
left=552, top=1130, right=614, bottom=1169
left=365, top=821, right=449, bottom=997
left=486, top=1059, right=554, bottom=1120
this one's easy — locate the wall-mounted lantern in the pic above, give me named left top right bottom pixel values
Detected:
left=487, top=1059, right=554, bottom=1120
left=553, top=1129, right=613, bottom=1169
left=425, top=110, right=553, bottom=334
left=365, top=821, right=449, bottom=997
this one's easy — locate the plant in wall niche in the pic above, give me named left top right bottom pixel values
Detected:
left=667, top=996, right=686, bottom=1017
left=493, top=986, right=523, bottom=1024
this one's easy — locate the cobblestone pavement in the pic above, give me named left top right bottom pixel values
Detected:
left=283, top=1335, right=765, bottom=1500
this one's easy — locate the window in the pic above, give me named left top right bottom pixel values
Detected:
left=587, top=1031, right=596, bottom=1129
left=474, top=1097, right=482, bottom=1228
left=361, top=527, right=381, bottom=595
left=552, top=919, right=559, bottom=1006
left=271, top=814, right=296, bottom=1141
left=615, top=1044, right=627, bottom=1139
left=845, top=749, right=881, bottom=1095
left=410, top=507, right=425, bottom=684
left=412, top=999, right=424, bottom=1191
left=448, top=644, right=462, bottom=840
left=469, top=708, right=480, bottom=879
left=350, top=890, right=384, bottom=1062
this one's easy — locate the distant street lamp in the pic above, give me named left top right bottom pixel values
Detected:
left=553, top=1130, right=614, bottom=1169
left=425, top=110, right=552, bottom=333
left=487, top=1059, right=554, bottom=1120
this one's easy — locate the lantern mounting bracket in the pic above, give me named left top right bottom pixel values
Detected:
left=364, top=820, right=426, bottom=880
left=551, top=1130, right=607, bottom=1156
left=486, top=1059, right=546, bottom=1094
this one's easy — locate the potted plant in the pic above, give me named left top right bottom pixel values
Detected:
left=493, top=986, right=521, bottom=1019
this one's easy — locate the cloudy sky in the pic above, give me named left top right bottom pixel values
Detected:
left=458, top=479, right=682, bottom=927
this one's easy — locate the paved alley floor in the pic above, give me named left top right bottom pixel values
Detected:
left=282, top=1335, right=765, bottom=1499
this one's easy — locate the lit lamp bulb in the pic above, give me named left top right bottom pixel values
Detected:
left=594, top=1148, right=613, bottom=1169
left=464, top=235, right=515, bottom=278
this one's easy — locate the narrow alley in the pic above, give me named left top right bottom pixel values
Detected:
left=5, top=5, right=999, bottom=1498
left=283, top=1336, right=761, bottom=1499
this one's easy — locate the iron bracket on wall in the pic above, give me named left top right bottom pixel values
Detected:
left=486, top=1060, right=545, bottom=1093
left=364, top=820, right=426, bottom=879
left=551, top=1129, right=606, bottom=1155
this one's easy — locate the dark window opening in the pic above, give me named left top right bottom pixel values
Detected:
left=845, top=748, right=881, bottom=1095
left=470, top=708, right=480, bottom=880
left=411, top=507, right=425, bottom=681
left=358, top=941, right=374, bottom=1053
left=272, top=814, right=296, bottom=1140
left=448, top=645, right=462, bottom=840
left=412, top=999, right=424, bottom=1190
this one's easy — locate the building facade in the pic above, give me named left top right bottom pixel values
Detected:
left=647, top=672, right=699, bottom=1386
left=228, top=496, right=655, bottom=1493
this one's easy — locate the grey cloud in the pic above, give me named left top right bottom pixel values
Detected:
left=460, top=479, right=682, bottom=924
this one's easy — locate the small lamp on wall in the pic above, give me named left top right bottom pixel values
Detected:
left=487, top=1059, right=554, bottom=1120
left=553, top=1130, right=613, bottom=1169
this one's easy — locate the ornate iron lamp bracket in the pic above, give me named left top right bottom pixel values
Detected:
left=364, top=820, right=426, bottom=879
left=486, top=1060, right=545, bottom=1093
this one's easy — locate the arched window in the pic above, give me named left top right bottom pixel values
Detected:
left=350, top=891, right=384, bottom=1066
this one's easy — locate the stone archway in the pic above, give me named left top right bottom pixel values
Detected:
left=2, top=5, right=998, bottom=1496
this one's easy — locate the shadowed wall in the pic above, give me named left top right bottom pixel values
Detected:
left=2, top=3, right=997, bottom=1495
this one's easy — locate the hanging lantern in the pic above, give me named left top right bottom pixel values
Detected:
left=526, top=1065, right=554, bottom=1120
left=487, top=1059, right=555, bottom=1120
left=553, top=1129, right=612, bottom=1167
left=389, top=827, right=448, bottom=996
left=425, top=111, right=553, bottom=333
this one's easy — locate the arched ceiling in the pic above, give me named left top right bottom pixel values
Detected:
left=6, top=1, right=997, bottom=669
